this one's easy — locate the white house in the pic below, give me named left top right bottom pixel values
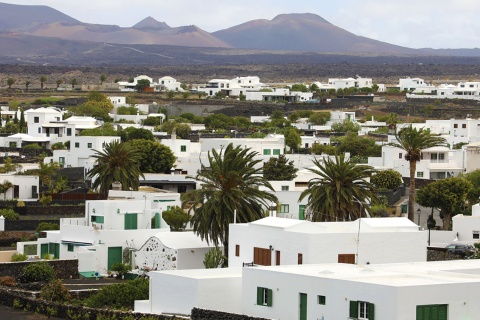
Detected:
left=0, top=174, right=39, bottom=201
left=16, top=189, right=181, bottom=275
left=157, top=76, right=183, bottom=92
left=25, top=107, right=62, bottom=137
left=228, top=217, right=426, bottom=268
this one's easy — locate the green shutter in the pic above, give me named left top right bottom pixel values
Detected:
left=54, top=243, right=60, bottom=259
left=107, top=247, right=122, bottom=270
left=124, top=213, right=138, bottom=230
left=349, top=301, right=358, bottom=318
left=267, top=288, right=273, bottom=307
left=154, top=213, right=161, bottom=229
left=416, top=306, right=423, bottom=320
left=97, top=216, right=104, bottom=223
left=299, top=293, right=307, bottom=320
left=438, top=305, right=447, bottom=320
left=257, top=287, right=263, bottom=305
left=67, top=244, right=74, bottom=252
left=273, top=149, right=280, bottom=155
left=368, top=303, right=375, bottom=320
left=299, top=205, right=306, bottom=220
left=40, top=243, right=48, bottom=257
left=263, top=149, right=271, bottom=155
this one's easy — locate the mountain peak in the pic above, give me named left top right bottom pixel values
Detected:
left=133, top=16, right=170, bottom=30
left=271, top=13, right=330, bottom=24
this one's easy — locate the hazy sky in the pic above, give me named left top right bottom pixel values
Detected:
left=3, top=0, right=480, bottom=49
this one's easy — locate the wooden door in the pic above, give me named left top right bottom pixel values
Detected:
left=338, top=254, right=356, bottom=264
left=253, top=247, right=271, bottom=266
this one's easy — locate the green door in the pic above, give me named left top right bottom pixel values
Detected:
left=299, top=205, right=306, bottom=220
left=48, top=243, right=60, bottom=259
left=299, top=293, right=307, bottom=320
left=107, top=247, right=122, bottom=270
left=40, top=243, right=48, bottom=257
left=124, top=213, right=138, bottom=230
left=154, top=212, right=161, bottom=229
left=417, top=304, right=447, bottom=320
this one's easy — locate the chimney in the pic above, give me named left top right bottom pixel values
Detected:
left=112, top=181, right=122, bottom=190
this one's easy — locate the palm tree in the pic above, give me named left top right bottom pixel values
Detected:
left=0, top=180, right=14, bottom=200
left=299, top=154, right=378, bottom=222
left=7, top=78, right=15, bottom=89
left=389, top=125, right=446, bottom=222
left=186, top=143, right=277, bottom=262
left=100, top=74, right=106, bottom=85
left=87, top=140, right=144, bottom=197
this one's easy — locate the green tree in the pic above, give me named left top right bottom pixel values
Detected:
left=291, top=84, right=310, bottom=92
left=463, top=169, right=480, bottom=206
left=87, top=140, right=144, bottom=197
left=85, top=278, right=148, bottom=310
left=7, top=78, right=15, bottom=89
left=185, top=143, right=278, bottom=261
left=125, top=139, right=175, bottom=173
left=71, top=78, right=77, bottom=89
left=263, top=155, right=298, bottom=181
left=389, top=125, right=446, bottom=222
left=166, top=90, right=175, bottom=99
left=417, top=177, right=472, bottom=230
left=203, top=247, right=226, bottom=268
left=80, top=123, right=119, bottom=136
left=100, top=74, right=107, bottom=84
left=40, top=76, right=47, bottom=90
left=122, top=127, right=154, bottom=141
left=18, top=108, right=25, bottom=133
left=334, top=132, right=381, bottom=158
left=160, top=120, right=191, bottom=139
left=371, top=169, right=403, bottom=190
left=299, top=154, right=378, bottom=221
left=25, top=81, right=31, bottom=92
left=38, top=161, right=60, bottom=188
left=56, top=79, right=62, bottom=88
left=162, top=206, right=191, bottom=231
left=331, top=119, right=361, bottom=132
left=0, top=180, right=13, bottom=199
left=309, top=112, right=331, bottom=125
left=284, top=127, right=301, bottom=152
left=135, top=79, right=150, bottom=92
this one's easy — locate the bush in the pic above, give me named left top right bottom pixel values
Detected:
left=11, top=253, right=28, bottom=262
left=22, top=143, right=42, bottom=149
left=51, top=142, right=66, bottom=150
left=371, top=169, right=403, bottom=190
left=40, top=278, right=71, bottom=302
left=0, top=276, right=16, bottom=287
left=36, top=222, right=60, bottom=232
left=162, top=206, right=190, bottom=231
left=0, top=208, right=19, bottom=220
left=111, top=263, right=132, bottom=279
left=203, top=247, right=226, bottom=268
left=85, top=278, right=149, bottom=310
left=39, top=194, right=52, bottom=206
left=17, top=262, right=56, bottom=283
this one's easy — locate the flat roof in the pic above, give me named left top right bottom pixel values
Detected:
left=153, top=267, right=242, bottom=280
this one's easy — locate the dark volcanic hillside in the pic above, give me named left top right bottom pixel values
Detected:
left=213, top=13, right=417, bottom=54
left=0, top=2, right=79, bottom=31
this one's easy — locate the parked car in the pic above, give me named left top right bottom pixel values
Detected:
left=445, top=244, right=476, bottom=257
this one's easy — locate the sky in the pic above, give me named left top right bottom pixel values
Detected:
left=3, top=0, right=480, bottom=49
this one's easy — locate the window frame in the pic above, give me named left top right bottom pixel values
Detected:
left=318, top=295, right=326, bottom=305
left=256, top=287, right=273, bottom=307
left=279, top=204, right=289, bottom=213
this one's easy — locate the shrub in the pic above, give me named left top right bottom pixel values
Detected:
left=36, top=222, right=60, bottom=232
left=11, top=253, right=28, bottom=262
left=22, top=143, right=42, bottom=149
left=40, top=278, right=71, bottom=302
left=17, top=261, right=55, bottom=283
left=111, top=263, right=132, bottom=279
left=0, top=276, right=16, bottom=287
left=16, top=200, right=25, bottom=207
left=39, top=194, right=52, bottom=206
left=85, top=278, right=149, bottom=310
left=203, top=247, right=226, bottom=269
left=371, top=169, right=403, bottom=190
left=51, top=142, right=66, bottom=150
left=0, top=208, right=19, bottom=220
left=161, top=206, right=190, bottom=231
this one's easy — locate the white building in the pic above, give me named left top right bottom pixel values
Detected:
left=0, top=174, right=39, bottom=201
left=157, top=76, right=183, bottom=92
left=313, top=76, right=374, bottom=91
left=17, top=189, right=181, bottom=275
left=229, top=217, right=426, bottom=268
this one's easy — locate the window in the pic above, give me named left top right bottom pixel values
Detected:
left=91, top=216, right=104, bottom=224
left=317, top=295, right=326, bottom=305
left=181, top=145, right=186, bottom=152
left=298, top=253, right=303, bottom=265
left=399, top=153, right=402, bottom=159
left=263, top=149, right=271, bottom=155
left=474, top=231, right=479, bottom=239
left=87, top=143, right=92, bottom=148
left=279, top=204, right=289, bottom=213
left=75, top=142, right=79, bottom=148
left=235, top=245, right=240, bottom=257
left=454, top=124, right=458, bottom=128
left=462, top=124, right=467, bottom=128
left=254, top=247, right=272, bottom=266
left=67, top=244, right=74, bottom=252
left=416, top=304, right=447, bottom=320
left=34, top=117, right=39, bottom=123
left=273, top=149, right=281, bottom=155
left=256, top=287, right=272, bottom=307
left=281, top=186, right=289, bottom=191
left=417, top=172, right=424, bottom=178
left=350, top=301, right=375, bottom=320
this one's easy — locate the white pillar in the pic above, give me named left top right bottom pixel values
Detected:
left=0, top=215, right=4, bottom=231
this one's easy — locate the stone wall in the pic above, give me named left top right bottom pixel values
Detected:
left=191, top=308, right=270, bottom=320
left=0, top=259, right=79, bottom=279
left=5, top=219, right=60, bottom=231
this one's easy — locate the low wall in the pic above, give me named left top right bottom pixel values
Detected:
left=5, top=219, right=60, bottom=231
left=0, top=287, right=175, bottom=320
left=0, top=259, right=79, bottom=279
left=0, top=250, right=15, bottom=263
left=191, top=308, right=270, bottom=320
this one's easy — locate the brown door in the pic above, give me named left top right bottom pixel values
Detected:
left=275, top=250, right=280, bottom=265
left=253, top=247, right=271, bottom=266
left=338, top=254, right=356, bottom=264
